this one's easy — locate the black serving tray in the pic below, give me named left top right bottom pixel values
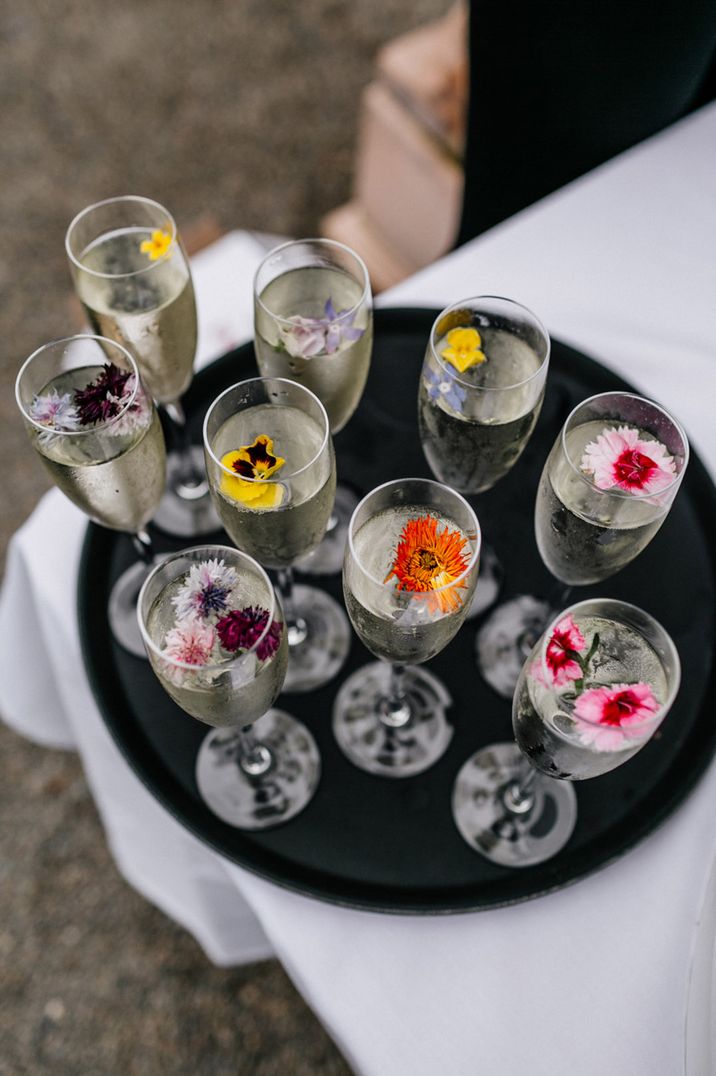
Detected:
left=78, top=307, right=716, bottom=913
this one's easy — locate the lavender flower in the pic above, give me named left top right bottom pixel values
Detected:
left=28, top=390, right=81, bottom=431
left=279, top=297, right=365, bottom=359
left=424, top=366, right=466, bottom=413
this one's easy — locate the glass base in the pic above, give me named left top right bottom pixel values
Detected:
left=283, top=584, right=351, bottom=693
left=465, top=541, right=504, bottom=619
left=452, top=741, right=577, bottom=867
left=108, top=559, right=154, bottom=658
left=195, top=709, right=321, bottom=829
left=152, top=445, right=220, bottom=538
left=295, top=484, right=359, bottom=576
left=332, top=662, right=453, bottom=777
left=475, top=594, right=553, bottom=697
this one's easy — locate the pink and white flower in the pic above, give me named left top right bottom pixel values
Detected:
left=171, top=558, right=238, bottom=622
left=580, top=425, right=675, bottom=495
left=573, top=681, right=660, bottom=751
left=543, top=614, right=586, bottom=687
left=162, top=619, right=216, bottom=670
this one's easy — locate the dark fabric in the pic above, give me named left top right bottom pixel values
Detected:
left=457, top=0, right=716, bottom=244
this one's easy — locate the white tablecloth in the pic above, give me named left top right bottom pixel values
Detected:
left=3, top=105, right=716, bottom=1076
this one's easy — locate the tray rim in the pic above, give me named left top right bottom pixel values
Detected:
left=78, top=305, right=716, bottom=915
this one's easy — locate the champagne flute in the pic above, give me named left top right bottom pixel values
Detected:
left=203, top=376, right=350, bottom=692
left=453, top=598, right=681, bottom=866
left=65, top=195, right=218, bottom=537
left=476, top=391, right=689, bottom=696
left=418, top=296, right=550, bottom=616
left=333, top=477, right=481, bottom=777
left=15, top=335, right=166, bottom=656
left=138, top=545, right=320, bottom=829
left=253, top=238, right=373, bottom=574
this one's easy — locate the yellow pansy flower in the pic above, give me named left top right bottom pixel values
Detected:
left=140, top=229, right=173, bottom=261
left=220, top=435, right=286, bottom=509
left=441, top=327, right=486, bottom=374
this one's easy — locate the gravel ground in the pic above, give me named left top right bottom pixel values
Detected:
left=0, top=2, right=447, bottom=1071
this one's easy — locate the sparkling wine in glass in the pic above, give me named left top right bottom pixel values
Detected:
left=203, top=376, right=350, bottom=692
left=476, top=390, right=689, bottom=696
left=253, top=238, right=373, bottom=574
left=333, top=477, right=481, bottom=777
left=15, top=335, right=166, bottom=655
left=453, top=598, right=681, bottom=866
left=138, top=545, right=321, bottom=828
left=418, top=296, right=550, bottom=617
left=65, top=195, right=217, bottom=537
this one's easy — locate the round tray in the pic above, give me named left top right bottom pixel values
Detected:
left=79, top=307, right=716, bottom=914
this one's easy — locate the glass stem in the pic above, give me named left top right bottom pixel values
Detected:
left=326, top=510, right=338, bottom=534
left=236, top=724, right=273, bottom=777
left=546, top=577, right=573, bottom=613
left=163, top=399, right=208, bottom=497
left=379, top=662, right=412, bottom=729
left=276, top=568, right=308, bottom=647
left=131, top=529, right=154, bottom=565
left=503, top=757, right=538, bottom=815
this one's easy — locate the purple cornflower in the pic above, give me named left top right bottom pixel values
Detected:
left=216, top=606, right=283, bottom=660
left=171, top=559, right=238, bottom=622
left=74, top=362, right=136, bottom=426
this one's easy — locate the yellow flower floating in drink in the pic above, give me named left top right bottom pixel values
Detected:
left=385, top=514, right=470, bottom=615
left=220, top=435, right=286, bottom=509
left=140, top=229, right=173, bottom=261
left=441, top=327, right=486, bottom=374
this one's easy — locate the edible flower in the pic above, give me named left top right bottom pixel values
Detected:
left=220, top=434, right=286, bottom=509
left=385, top=514, right=471, bottom=615
left=216, top=606, right=283, bottom=660
left=140, top=229, right=172, bottom=261
left=74, top=363, right=137, bottom=427
left=280, top=297, right=365, bottom=359
left=441, top=326, right=486, bottom=374
left=573, top=682, right=660, bottom=751
left=162, top=619, right=216, bottom=668
left=544, top=614, right=587, bottom=687
left=28, top=390, right=80, bottom=431
left=171, top=558, right=238, bottom=622
left=580, top=425, right=676, bottom=495
left=424, top=366, right=466, bottom=413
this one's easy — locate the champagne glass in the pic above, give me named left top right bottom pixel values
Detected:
left=453, top=598, right=681, bottom=866
left=137, top=545, right=321, bottom=828
left=203, top=376, right=350, bottom=692
left=418, top=296, right=550, bottom=616
left=15, top=335, right=166, bottom=656
left=65, top=195, right=218, bottom=537
left=333, top=477, right=481, bottom=777
left=253, top=238, right=373, bottom=574
left=476, top=391, right=689, bottom=696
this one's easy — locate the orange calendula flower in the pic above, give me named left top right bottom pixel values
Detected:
left=441, top=327, right=486, bottom=374
left=220, top=435, right=286, bottom=509
left=140, top=229, right=173, bottom=261
left=385, top=514, right=471, bottom=614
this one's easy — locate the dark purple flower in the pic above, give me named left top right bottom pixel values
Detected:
left=216, top=606, right=283, bottom=660
left=74, top=362, right=136, bottom=426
